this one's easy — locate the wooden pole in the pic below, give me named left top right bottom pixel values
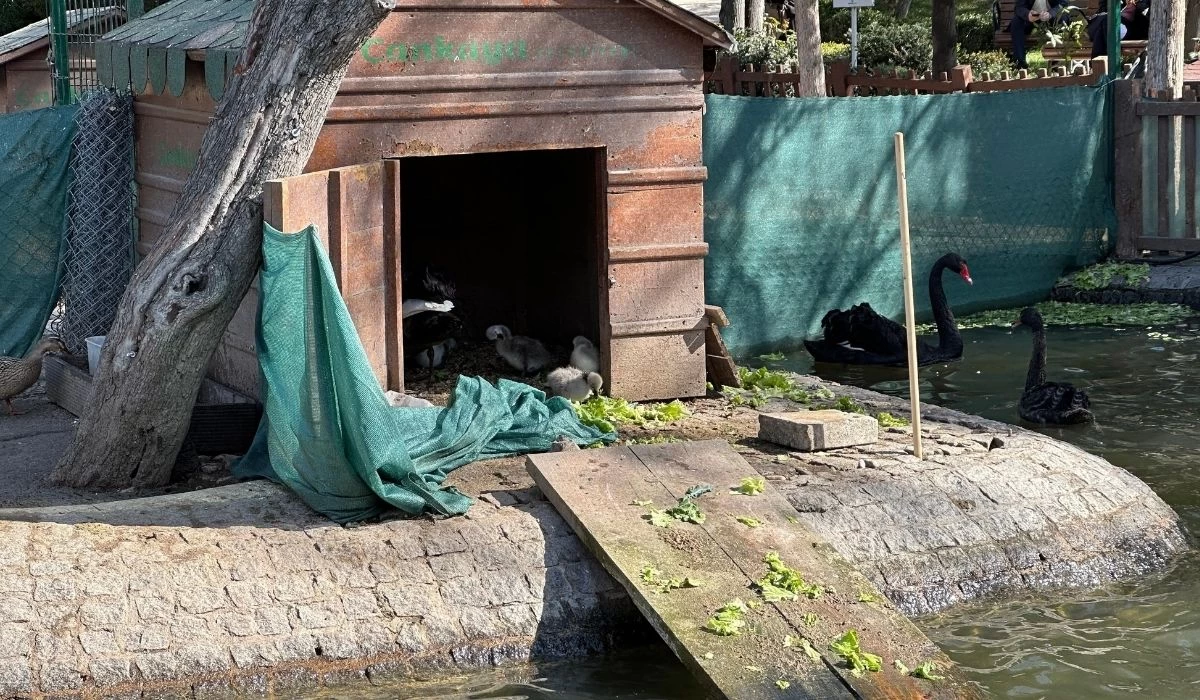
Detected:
left=893, top=132, right=923, bottom=459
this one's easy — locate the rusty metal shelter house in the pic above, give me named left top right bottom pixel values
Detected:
left=0, top=6, right=125, bottom=113
left=96, top=0, right=732, bottom=402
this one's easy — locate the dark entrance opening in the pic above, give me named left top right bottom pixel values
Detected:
left=398, top=147, right=605, bottom=376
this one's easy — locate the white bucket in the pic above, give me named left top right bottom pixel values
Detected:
left=85, top=336, right=105, bottom=376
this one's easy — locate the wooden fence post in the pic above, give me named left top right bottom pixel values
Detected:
left=1089, top=56, right=1108, bottom=84
left=717, top=55, right=737, bottom=95
left=950, top=65, right=971, bottom=92
left=1114, top=79, right=1144, bottom=260
left=827, top=61, right=850, bottom=97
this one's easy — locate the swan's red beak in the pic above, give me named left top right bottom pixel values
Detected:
left=1010, top=319, right=1022, bottom=329
left=959, top=265, right=973, bottom=285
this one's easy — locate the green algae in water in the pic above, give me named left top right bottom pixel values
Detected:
left=915, top=301, right=1194, bottom=333
left=1061, top=262, right=1150, bottom=290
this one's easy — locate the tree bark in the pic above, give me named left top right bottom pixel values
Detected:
left=721, top=0, right=747, bottom=31
left=748, top=0, right=765, bottom=31
left=1147, top=0, right=1186, bottom=97
left=50, top=0, right=395, bottom=489
left=794, top=0, right=826, bottom=95
left=932, top=0, right=957, bottom=76
left=894, top=0, right=914, bottom=20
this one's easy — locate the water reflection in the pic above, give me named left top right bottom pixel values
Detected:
left=777, top=324, right=1200, bottom=698
left=284, top=646, right=705, bottom=699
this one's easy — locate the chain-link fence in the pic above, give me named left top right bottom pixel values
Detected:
left=703, top=86, right=1115, bottom=357
left=56, top=87, right=135, bottom=353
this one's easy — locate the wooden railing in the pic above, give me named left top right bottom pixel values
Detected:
left=706, top=58, right=1110, bottom=98
left=1115, top=81, right=1200, bottom=257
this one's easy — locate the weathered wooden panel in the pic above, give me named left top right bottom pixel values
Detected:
left=5, top=58, right=52, bottom=112
left=608, top=258, right=705, bottom=325
left=252, top=162, right=397, bottom=393
left=609, top=331, right=705, bottom=401
left=527, top=440, right=981, bottom=700
left=607, top=183, right=704, bottom=247
left=131, top=0, right=711, bottom=401
left=347, top=4, right=699, bottom=80
left=307, top=109, right=703, bottom=175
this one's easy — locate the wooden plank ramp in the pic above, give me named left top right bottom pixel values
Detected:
left=527, top=439, right=983, bottom=700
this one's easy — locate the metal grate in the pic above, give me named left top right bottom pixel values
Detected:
left=45, top=0, right=140, bottom=104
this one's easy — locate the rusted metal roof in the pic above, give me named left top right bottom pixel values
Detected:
left=0, top=5, right=125, bottom=65
left=96, top=0, right=733, bottom=101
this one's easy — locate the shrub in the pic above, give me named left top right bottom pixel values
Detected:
left=818, top=0, right=889, bottom=44
left=858, top=22, right=933, bottom=72
left=730, top=17, right=799, bottom=70
left=961, top=50, right=1013, bottom=76
left=821, top=42, right=851, bottom=64
left=956, top=12, right=994, bottom=54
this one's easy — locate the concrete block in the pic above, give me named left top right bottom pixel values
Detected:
left=758, top=410, right=879, bottom=451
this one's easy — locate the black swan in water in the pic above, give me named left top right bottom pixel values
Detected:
left=1012, top=307, right=1093, bottom=425
left=803, top=252, right=973, bottom=366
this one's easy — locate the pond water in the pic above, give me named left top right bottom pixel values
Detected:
left=774, top=322, right=1200, bottom=698
left=302, top=321, right=1200, bottom=699
left=286, top=646, right=705, bottom=699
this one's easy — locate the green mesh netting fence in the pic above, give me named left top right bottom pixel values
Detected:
left=703, top=86, right=1114, bottom=358
left=0, top=105, right=78, bottom=358
left=234, top=223, right=615, bottom=523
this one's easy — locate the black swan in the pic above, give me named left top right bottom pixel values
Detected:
left=403, top=266, right=462, bottom=369
left=803, top=252, right=973, bottom=366
left=1012, top=307, right=1093, bottom=425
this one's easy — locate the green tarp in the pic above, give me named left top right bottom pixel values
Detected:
left=0, top=105, right=78, bottom=357
left=234, top=223, right=614, bottom=523
left=703, top=87, right=1115, bottom=357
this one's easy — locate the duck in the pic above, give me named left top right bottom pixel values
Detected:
left=803, top=252, right=973, bottom=367
left=1011, top=307, right=1093, bottom=425
left=0, top=337, right=66, bottom=415
left=546, top=366, right=603, bottom=401
left=485, top=324, right=554, bottom=376
left=569, top=336, right=600, bottom=373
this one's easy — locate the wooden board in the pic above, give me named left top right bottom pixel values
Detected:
left=705, top=324, right=740, bottom=390
left=527, top=440, right=982, bottom=700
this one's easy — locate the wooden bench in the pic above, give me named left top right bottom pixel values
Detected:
left=992, top=0, right=1148, bottom=60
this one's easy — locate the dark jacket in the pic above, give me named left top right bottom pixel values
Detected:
left=1014, top=0, right=1066, bottom=23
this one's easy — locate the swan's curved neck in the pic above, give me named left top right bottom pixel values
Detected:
left=1025, top=328, right=1047, bottom=393
left=927, top=259, right=961, bottom=352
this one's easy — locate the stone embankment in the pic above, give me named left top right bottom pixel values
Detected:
left=0, top=374, right=1187, bottom=697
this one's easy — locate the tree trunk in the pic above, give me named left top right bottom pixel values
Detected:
left=894, top=0, right=914, bottom=20
left=794, top=0, right=826, bottom=95
left=1147, top=0, right=1186, bottom=97
left=50, top=0, right=395, bottom=489
left=1186, top=0, right=1200, bottom=56
left=748, top=0, right=765, bottom=31
left=932, top=0, right=957, bottom=75
left=721, top=0, right=747, bottom=31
